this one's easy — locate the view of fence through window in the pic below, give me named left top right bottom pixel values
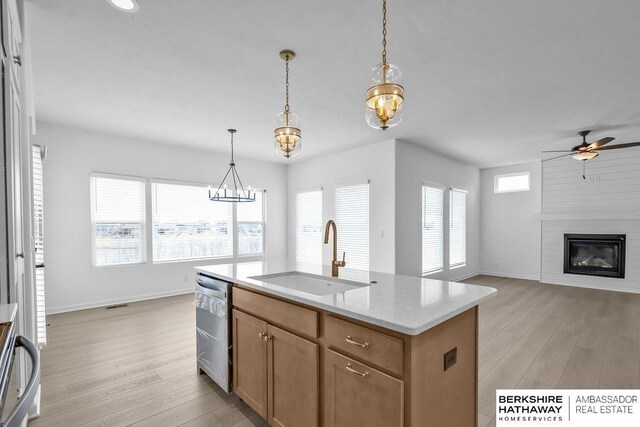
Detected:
left=90, top=175, right=147, bottom=266
left=152, top=182, right=233, bottom=262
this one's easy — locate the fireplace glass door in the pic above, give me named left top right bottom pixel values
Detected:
left=564, top=234, right=625, bottom=279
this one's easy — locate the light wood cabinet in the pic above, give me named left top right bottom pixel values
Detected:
left=233, top=286, right=478, bottom=427
left=267, top=324, right=319, bottom=427
left=324, top=348, right=403, bottom=427
left=233, top=309, right=268, bottom=418
left=233, top=309, right=319, bottom=426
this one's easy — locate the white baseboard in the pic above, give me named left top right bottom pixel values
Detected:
left=479, top=271, right=541, bottom=281
left=450, top=272, right=482, bottom=282
left=46, top=287, right=195, bottom=315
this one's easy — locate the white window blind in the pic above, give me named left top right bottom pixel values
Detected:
left=296, top=190, right=323, bottom=264
left=152, top=181, right=233, bottom=262
left=32, top=145, right=46, bottom=345
left=237, top=190, right=265, bottom=255
left=422, top=185, right=444, bottom=275
left=449, top=188, right=467, bottom=268
left=494, top=172, right=530, bottom=193
left=90, top=174, right=146, bottom=266
left=335, top=183, right=369, bottom=270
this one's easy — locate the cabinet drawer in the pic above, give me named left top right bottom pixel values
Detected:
left=324, top=349, right=404, bottom=427
left=324, top=316, right=403, bottom=376
left=233, top=287, right=319, bottom=338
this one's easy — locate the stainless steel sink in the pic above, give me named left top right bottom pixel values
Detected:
left=248, top=271, right=369, bottom=296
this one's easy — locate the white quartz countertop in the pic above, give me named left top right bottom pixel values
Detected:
left=195, top=260, right=496, bottom=336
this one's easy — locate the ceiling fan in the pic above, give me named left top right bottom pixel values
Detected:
left=542, top=130, right=640, bottom=162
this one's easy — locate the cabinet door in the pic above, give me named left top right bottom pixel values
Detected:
left=233, top=309, right=268, bottom=418
left=267, top=325, right=319, bottom=427
left=324, top=349, right=403, bottom=427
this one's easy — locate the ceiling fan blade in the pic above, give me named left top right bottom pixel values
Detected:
left=595, top=142, right=640, bottom=151
left=542, top=152, right=576, bottom=162
left=541, top=150, right=574, bottom=153
left=587, top=137, right=615, bottom=150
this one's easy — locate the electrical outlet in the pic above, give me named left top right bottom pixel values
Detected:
left=444, top=347, right=457, bottom=371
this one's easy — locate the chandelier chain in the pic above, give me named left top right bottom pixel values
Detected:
left=382, top=0, right=387, bottom=65
left=285, top=57, right=290, bottom=112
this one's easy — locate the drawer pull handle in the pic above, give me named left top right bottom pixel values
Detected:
left=345, top=336, right=369, bottom=349
left=346, top=363, right=369, bottom=377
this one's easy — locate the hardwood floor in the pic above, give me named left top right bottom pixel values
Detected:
left=30, top=276, right=640, bottom=426
left=463, top=275, right=640, bottom=427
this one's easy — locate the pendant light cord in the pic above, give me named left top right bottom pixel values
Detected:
left=285, top=57, right=290, bottom=112
left=382, top=0, right=387, bottom=65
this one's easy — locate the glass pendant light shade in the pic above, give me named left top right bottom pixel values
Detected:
left=366, top=63, right=404, bottom=130
left=274, top=110, right=302, bottom=158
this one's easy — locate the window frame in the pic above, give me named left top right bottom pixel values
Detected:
left=449, top=188, right=468, bottom=270
left=237, top=188, right=267, bottom=257
left=421, top=182, right=445, bottom=276
left=90, top=172, right=148, bottom=268
left=295, top=187, right=323, bottom=265
left=493, top=171, right=530, bottom=194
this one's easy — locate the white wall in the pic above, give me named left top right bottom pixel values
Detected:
left=394, top=140, right=480, bottom=280
left=286, top=140, right=396, bottom=274
left=480, top=162, right=541, bottom=280
left=540, top=149, right=640, bottom=293
left=35, top=122, right=288, bottom=313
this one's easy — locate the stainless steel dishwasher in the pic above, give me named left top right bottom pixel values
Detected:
left=194, top=273, right=232, bottom=393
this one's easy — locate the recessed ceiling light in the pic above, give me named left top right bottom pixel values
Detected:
left=106, top=0, right=140, bottom=13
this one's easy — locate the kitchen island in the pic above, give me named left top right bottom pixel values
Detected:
left=195, top=260, right=496, bottom=427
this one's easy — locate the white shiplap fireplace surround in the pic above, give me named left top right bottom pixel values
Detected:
left=539, top=148, right=640, bottom=293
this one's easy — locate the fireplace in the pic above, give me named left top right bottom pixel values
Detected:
left=564, top=234, right=626, bottom=278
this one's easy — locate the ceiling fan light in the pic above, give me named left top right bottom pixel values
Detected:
left=572, top=151, right=598, bottom=161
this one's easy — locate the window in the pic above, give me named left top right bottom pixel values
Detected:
left=91, top=174, right=146, bottom=266
left=449, top=189, right=467, bottom=268
left=422, top=184, right=444, bottom=275
left=237, top=190, right=266, bottom=255
left=335, top=182, right=369, bottom=270
left=32, top=145, right=46, bottom=345
left=152, top=181, right=233, bottom=262
left=494, top=172, right=530, bottom=193
left=296, top=189, right=323, bottom=264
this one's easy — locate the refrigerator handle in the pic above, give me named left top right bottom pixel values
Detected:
left=2, top=336, right=40, bottom=427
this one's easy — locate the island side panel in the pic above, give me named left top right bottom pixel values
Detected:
left=409, top=306, right=478, bottom=427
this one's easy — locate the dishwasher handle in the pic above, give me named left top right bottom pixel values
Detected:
left=196, top=284, right=227, bottom=301
left=2, top=336, right=40, bottom=427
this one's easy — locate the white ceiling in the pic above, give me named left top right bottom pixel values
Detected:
left=27, top=0, right=640, bottom=168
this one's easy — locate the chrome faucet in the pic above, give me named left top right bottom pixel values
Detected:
left=324, top=220, right=346, bottom=277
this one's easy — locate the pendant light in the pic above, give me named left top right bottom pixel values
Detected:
left=209, top=129, right=255, bottom=203
left=274, top=50, right=302, bottom=158
left=366, top=0, right=404, bottom=130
